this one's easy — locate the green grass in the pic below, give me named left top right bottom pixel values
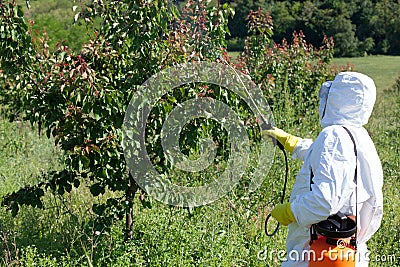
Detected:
left=0, top=119, right=62, bottom=197
left=332, top=55, right=400, bottom=91
left=1, top=56, right=399, bottom=266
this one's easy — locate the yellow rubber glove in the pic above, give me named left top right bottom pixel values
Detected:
left=262, top=127, right=300, bottom=153
left=271, top=202, right=296, bottom=226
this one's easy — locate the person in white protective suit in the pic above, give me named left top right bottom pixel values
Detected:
left=265, top=72, right=383, bottom=266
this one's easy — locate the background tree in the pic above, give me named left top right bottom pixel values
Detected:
left=373, top=0, right=400, bottom=54
left=225, top=0, right=400, bottom=56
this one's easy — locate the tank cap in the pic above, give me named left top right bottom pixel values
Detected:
left=315, top=212, right=356, bottom=238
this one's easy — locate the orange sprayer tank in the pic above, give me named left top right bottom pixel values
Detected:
left=308, top=212, right=357, bottom=267
left=308, top=236, right=356, bottom=267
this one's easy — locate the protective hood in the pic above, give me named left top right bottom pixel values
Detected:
left=320, top=72, right=376, bottom=128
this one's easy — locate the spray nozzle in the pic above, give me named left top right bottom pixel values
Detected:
left=260, top=116, right=274, bottom=130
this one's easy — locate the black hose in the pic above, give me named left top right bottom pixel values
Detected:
left=264, top=140, right=289, bottom=236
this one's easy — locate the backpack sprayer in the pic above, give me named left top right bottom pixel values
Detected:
left=219, top=56, right=358, bottom=266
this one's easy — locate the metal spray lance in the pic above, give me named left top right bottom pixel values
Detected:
left=217, top=55, right=289, bottom=237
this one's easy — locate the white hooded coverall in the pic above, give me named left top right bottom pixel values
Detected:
left=282, top=72, right=383, bottom=266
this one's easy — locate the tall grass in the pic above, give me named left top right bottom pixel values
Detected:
left=1, top=56, right=399, bottom=266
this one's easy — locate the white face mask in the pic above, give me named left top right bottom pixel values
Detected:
left=318, top=81, right=332, bottom=120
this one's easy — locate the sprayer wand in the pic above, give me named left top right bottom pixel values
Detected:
left=217, top=55, right=289, bottom=237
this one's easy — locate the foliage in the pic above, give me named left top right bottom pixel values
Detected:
left=0, top=1, right=34, bottom=120
left=240, top=8, right=273, bottom=76
left=225, top=0, right=400, bottom=57
left=238, top=8, right=335, bottom=128
left=9, top=0, right=400, bottom=57
left=0, top=0, right=34, bottom=74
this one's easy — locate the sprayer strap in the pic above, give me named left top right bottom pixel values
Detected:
left=342, top=126, right=358, bottom=250
left=342, top=126, right=357, bottom=184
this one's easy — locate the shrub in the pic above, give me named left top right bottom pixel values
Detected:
left=237, top=9, right=335, bottom=129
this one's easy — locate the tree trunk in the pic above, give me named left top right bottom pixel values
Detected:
left=125, top=180, right=138, bottom=241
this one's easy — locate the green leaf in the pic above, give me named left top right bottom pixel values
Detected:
left=73, top=179, right=80, bottom=188
left=90, top=183, right=105, bottom=197
left=64, top=183, right=72, bottom=193
left=81, top=155, right=90, bottom=169
left=17, top=5, right=24, bottom=17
